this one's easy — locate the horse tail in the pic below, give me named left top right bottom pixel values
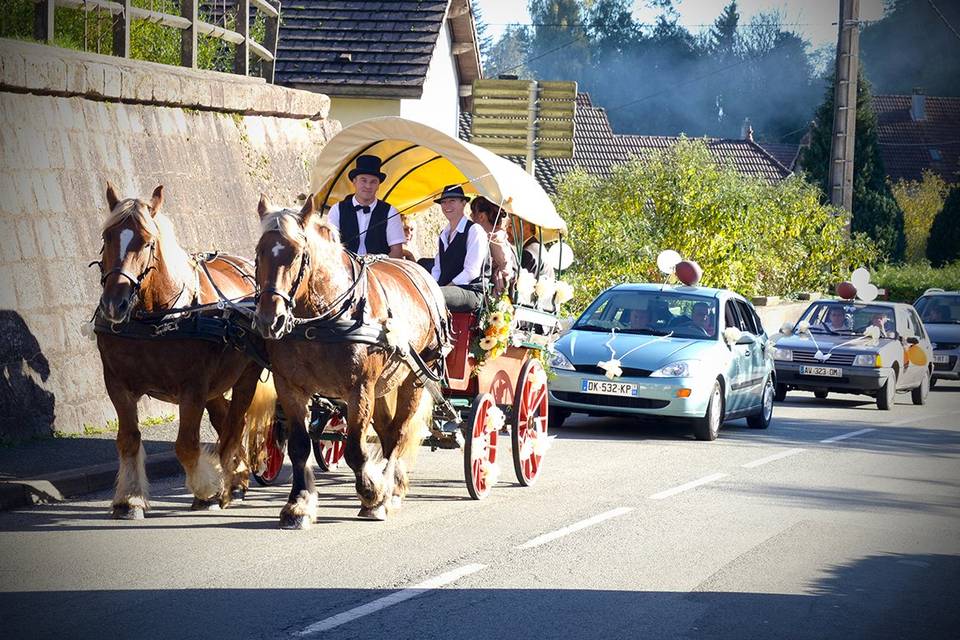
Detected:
left=243, top=373, right=277, bottom=473
left=396, top=387, right=433, bottom=465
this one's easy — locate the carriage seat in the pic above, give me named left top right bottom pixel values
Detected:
left=445, top=311, right=477, bottom=383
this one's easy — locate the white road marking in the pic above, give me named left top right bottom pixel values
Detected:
left=820, top=428, right=875, bottom=443
left=649, top=473, right=727, bottom=500
left=517, top=507, right=633, bottom=549
left=118, top=228, right=133, bottom=258
left=292, top=563, right=486, bottom=637
left=741, top=448, right=806, bottom=468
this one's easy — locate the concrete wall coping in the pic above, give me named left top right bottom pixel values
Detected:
left=0, top=38, right=330, bottom=120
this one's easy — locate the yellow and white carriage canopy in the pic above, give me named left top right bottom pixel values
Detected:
left=309, top=117, right=567, bottom=236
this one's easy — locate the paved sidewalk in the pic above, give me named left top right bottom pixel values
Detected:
left=0, top=419, right=217, bottom=511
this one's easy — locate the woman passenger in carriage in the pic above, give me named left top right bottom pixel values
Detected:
left=471, top=195, right=517, bottom=296
left=431, top=185, right=489, bottom=312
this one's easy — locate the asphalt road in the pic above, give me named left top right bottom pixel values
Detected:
left=2, top=382, right=959, bottom=640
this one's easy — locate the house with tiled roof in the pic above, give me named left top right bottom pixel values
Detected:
left=460, top=93, right=792, bottom=194
left=274, top=0, right=481, bottom=137
left=873, top=92, right=960, bottom=185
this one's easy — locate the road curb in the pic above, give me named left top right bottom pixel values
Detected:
left=0, top=452, right=182, bottom=512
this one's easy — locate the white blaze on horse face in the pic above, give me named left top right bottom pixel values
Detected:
left=271, top=241, right=285, bottom=258
left=119, top=228, right=134, bottom=259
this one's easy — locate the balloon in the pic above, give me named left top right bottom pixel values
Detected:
left=675, top=260, right=702, bottom=286
left=850, top=267, right=871, bottom=289
left=547, top=241, right=575, bottom=271
left=656, top=250, right=682, bottom=275
left=836, top=281, right=857, bottom=299
left=858, top=283, right=879, bottom=302
left=907, top=344, right=928, bottom=367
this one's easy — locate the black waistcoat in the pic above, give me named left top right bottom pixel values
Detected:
left=437, top=219, right=480, bottom=286
left=338, top=197, right=391, bottom=255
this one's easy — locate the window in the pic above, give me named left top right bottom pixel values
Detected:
left=734, top=299, right=760, bottom=334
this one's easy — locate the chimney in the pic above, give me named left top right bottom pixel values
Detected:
left=740, top=117, right=751, bottom=139
left=911, top=88, right=925, bottom=121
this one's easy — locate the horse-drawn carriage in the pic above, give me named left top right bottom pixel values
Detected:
left=252, top=117, right=569, bottom=501
left=92, top=117, right=569, bottom=527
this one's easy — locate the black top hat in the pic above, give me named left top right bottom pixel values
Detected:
left=434, top=184, right=471, bottom=204
left=348, top=155, right=387, bottom=182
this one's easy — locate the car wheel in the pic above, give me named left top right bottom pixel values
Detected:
left=877, top=372, right=896, bottom=410
left=814, top=390, right=828, bottom=400
left=929, top=377, right=938, bottom=390
left=911, top=371, right=930, bottom=406
left=549, top=409, right=570, bottom=430
left=693, top=380, right=723, bottom=441
left=774, top=383, right=788, bottom=402
left=747, top=377, right=774, bottom=430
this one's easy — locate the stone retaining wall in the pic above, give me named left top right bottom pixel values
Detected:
left=0, top=39, right=339, bottom=441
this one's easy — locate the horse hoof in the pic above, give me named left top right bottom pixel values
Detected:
left=111, top=505, right=144, bottom=520
left=357, top=505, right=387, bottom=521
left=191, top=497, right=222, bottom=511
left=230, top=487, right=246, bottom=502
left=280, top=513, right=311, bottom=530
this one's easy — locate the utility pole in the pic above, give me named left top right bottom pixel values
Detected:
left=828, top=0, right=860, bottom=228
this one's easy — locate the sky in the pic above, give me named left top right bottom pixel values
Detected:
left=475, top=0, right=887, bottom=51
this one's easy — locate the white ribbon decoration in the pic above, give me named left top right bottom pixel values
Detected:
left=597, top=328, right=674, bottom=380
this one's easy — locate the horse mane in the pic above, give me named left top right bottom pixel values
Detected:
left=102, top=198, right=196, bottom=288
left=259, top=208, right=350, bottom=299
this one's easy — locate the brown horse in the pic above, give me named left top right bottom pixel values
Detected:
left=96, top=183, right=274, bottom=519
left=252, top=194, right=447, bottom=528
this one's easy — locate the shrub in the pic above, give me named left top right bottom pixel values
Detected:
left=873, top=261, right=960, bottom=302
left=927, top=186, right=960, bottom=267
left=891, top=171, right=948, bottom=263
left=553, top=138, right=878, bottom=313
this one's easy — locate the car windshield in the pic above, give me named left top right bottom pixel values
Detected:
left=574, top=290, right=719, bottom=340
left=914, top=294, right=960, bottom=325
left=799, top=302, right=898, bottom=338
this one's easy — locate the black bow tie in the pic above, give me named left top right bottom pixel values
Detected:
left=357, top=205, right=371, bottom=214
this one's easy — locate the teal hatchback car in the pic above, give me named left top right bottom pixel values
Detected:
left=548, top=283, right=775, bottom=440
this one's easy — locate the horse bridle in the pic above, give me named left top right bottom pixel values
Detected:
left=90, top=240, right=158, bottom=314
left=255, top=246, right=311, bottom=313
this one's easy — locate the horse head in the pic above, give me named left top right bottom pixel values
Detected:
left=253, top=193, right=322, bottom=339
left=98, top=182, right=164, bottom=323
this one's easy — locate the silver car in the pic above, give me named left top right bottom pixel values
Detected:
left=913, top=289, right=960, bottom=387
left=773, top=300, right=934, bottom=409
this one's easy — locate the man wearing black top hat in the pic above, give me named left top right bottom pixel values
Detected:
left=431, top=184, right=489, bottom=312
left=328, top=154, right=405, bottom=258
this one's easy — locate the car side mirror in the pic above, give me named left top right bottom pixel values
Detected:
left=905, top=336, right=920, bottom=345
left=736, top=333, right=756, bottom=346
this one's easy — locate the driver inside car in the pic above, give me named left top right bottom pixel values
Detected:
left=692, top=302, right=716, bottom=337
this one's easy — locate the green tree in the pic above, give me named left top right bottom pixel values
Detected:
left=799, top=69, right=906, bottom=261
left=709, top=1, right=741, bottom=58
left=891, top=171, right=949, bottom=263
left=927, top=187, right=960, bottom=267
left=526, top=0, right=590, bottom=81
left=483, top=24, right=533, bottom=78
left=553, top=138, right=877, bottom=311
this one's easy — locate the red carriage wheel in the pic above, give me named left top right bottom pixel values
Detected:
left=463, top=393, right=499, bottom=500
left=511, top=357, right=549, bottom=486
left=312, top=411, right=347, bottom=472
left=252, top=418, right=292, bottom=486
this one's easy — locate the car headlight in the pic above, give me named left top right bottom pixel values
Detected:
left=549, top=349, right=575, bottom=371
left=771, top=347, right=792, bottom=361
left=650, top=359, right=700, bottom=378
left=853, top=354, right=882, bottom=367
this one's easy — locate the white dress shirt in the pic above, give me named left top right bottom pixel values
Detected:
left=328, top=197, right=405, bottom=255
left=431, top=216, right=489, bottom=285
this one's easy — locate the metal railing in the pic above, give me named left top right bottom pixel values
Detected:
left=31, top=0, right=281, bottom=82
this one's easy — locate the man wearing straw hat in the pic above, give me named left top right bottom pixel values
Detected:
left=431, top=184, right=489, bottom=312
left=328, top=154, right=405, bottom=258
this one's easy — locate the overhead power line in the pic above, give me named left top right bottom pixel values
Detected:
left=926, top=0, right=960, bottom=42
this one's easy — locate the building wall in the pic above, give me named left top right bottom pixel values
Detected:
left=0, top=39, right=339, bottom=441
left=401, top=20, right=461, bottom=138
left=329, top=96, right=401, bottom=128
